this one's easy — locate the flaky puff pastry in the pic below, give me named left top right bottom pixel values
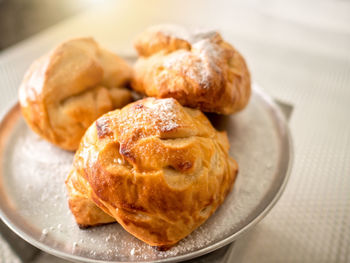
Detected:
left=66, top=97, right=238, bottom=248
left=132, top=25, right=251, bottom=115
left=19, top=38, right=133, bottom=151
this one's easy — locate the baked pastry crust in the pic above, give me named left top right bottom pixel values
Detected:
left=66, top=97, right=238, bottom=247
left=132, top=25, right=251, bottom=115
left=19, top=37, right=133, bottom=151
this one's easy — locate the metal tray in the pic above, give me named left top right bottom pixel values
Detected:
left=0, top=84, right=292, bottom=262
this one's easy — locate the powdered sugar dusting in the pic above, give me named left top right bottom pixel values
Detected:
left=192, top=30, right=218, bottom=42
left=152, top=24, right=218, bottom=44
left=193, top=39, right=222, bottom=73
left=145, top=98, right=179, bottom=132
left=118, top=98, right=179, bottom=137
left=162, top=29, right=223, bottom=89
left=164, top=51, right=211, bottom=88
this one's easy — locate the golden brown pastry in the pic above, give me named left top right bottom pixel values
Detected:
left=132, top=25, right=251, bottom=115
left=19, top=37, right=133, bottom=151
left=66, top=97, right=238, bottom=248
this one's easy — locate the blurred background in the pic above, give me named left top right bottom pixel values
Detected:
left=0, top=0, right=350, bottom=262
left=0, top=0, right=104, bottom=50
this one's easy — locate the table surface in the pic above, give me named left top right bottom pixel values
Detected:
left=0, top=0, right=350, bottom=262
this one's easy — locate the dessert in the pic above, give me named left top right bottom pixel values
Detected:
left=132, top=25, right=251, bottom=115
left=19, top=37, right=133, bottom=150
left=66, top=97, right=238, bottom=248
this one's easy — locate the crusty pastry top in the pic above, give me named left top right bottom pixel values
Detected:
left=132, top=25, right=251, bottom=115
left=68, top=97, right=238, bottom=247
left=19, top=37, right=133, bottom=150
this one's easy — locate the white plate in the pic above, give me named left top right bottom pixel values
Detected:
left=0, top=84, right=292, bottom=262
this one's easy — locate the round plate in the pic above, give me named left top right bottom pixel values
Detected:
left=0, top=84, right=292, bottom=262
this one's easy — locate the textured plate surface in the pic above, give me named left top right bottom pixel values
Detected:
left=0, top=85, right=292, bottom=263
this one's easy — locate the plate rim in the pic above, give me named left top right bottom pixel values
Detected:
left=0, top=84, right=293, bottom=263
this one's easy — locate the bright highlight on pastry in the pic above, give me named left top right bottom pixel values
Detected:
left=132, top=24, right=251, bottom=115
left=66, top=97, right=238, bottom=248
left=19, top=37, right=133, bottom=151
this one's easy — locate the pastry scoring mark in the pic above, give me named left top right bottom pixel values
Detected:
left=176, top=161, right=193, bottom=171
left=119, top=143, right=136, bottom=162
left=96, top=117, right=112, bottom=139
left=121, top=202, right=147, bottom=212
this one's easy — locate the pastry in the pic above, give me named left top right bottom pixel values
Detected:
left=66, top=97, right=238, bottom=248
left=19, top=37, right=133, bottom=151
left=132, top=25, right=251, bottom=115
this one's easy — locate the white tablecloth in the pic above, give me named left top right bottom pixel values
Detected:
left=1, top=1, right=349, bottom=262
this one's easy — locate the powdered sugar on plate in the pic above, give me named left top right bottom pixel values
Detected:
left=0, top=86, right=289, bottom=262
